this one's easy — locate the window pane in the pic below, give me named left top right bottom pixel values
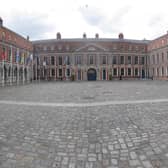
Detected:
left=66, top=69, right=70, bottom=76
left=112, top=56, right=116, bottom=64
left=103, top=56, right=106, bottom=64
left=59, top=56, right=62, bottom=65
left=120, top=56, right=124, bottom=64
left=128, top=56, right=131, bottom=64
left=121, top=68, right=124, bottom=75
left=90, top=55, right=93, bottom=64
left=59, top=69, right=62, bottom=76
left=113, top=68, right=117, bottom=75
left=135, top=56, right=138, bottom=64
left=51, top=56, right=55, bottom=65
left=128, top=68, right=131, bottom=75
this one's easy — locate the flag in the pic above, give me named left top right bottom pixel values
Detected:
left=16, top=48, right=20, bottom=63
left=30, top=54, right=33, bottom=60
left=21, top=52, right=24, bottom=64
left=1, top=47, right=6, bottom=61
left=10, top=46, right=12, bottom=62
left=37, top=56, right=40, bottom=65
left=63, top=56, right=67, bottom=65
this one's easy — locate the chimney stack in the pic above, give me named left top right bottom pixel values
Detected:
left=57, top=32, right=61, bottom=40
left=83, top=33, right=87, bottom=39
left=95, top=33, right=99, bottom=39
left=0, top=17, right=3, bottom=27
left=27, top=36, right=29, bottom=41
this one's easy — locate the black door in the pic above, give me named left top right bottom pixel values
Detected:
left=87, top=69, right=96, bottom=81
left=142, top=69, right=145, bottom=78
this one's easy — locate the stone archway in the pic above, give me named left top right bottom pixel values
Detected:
left=87, top=68, right=97, bottom=81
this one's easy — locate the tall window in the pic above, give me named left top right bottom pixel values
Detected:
left=51, top=56, right=55, bottom=65
left=113, top=68, right=117, bottom=76
left=102, top=56, right=106, bottom=64
left=128, top=56, right=131, bottom=64
left=65, top=56, right=70, bottom=65
left=120, top=56, right=124, bottom=64
left=89, top=55, right=93, bottom=64
left=58, top=56, right=62, bottom=65
left=66, top=69, right=70, bottom=77
left=135, top=56, right=138, bottom=64
left=135, top=68, right=138, bottom=76
left=59, top=69, right=62, bottom=77
left=64, top=56, right=70, bottom=65
left=112, top=56, right=116, bottom=64
left=162, top=67, right=164, bottom=76
left=43, top=56, right=47, bottom=65
left=52, top=69, right=55, bottom=76
left=152, top=55, right=155, bottom=64
left=157, top=53, right=159, bottom=64
left=162, top=53, right=164, bottom=62
left=121, top=68, right=124, bottom=75
left=8, top=48, right=11, bottom=62
left=128, top=68, right=131, bottom=76
left=157, top=68, right=159, bottom=76
left=78, top=70, right=81, bottom=80
left=76, top=56, right=81, bottom=64
left=142, top=56, right=145, bottom=65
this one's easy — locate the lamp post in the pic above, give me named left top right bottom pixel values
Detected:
left=2, top=54, right=4, bottom=87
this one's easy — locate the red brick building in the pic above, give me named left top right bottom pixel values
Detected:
left=148, top=33, right=168, bottom=80
left=33, top=33, right=149, bottom=81
left=0, top=17, right=33, bottom=86
left=1, top=17, right=168, bottom=84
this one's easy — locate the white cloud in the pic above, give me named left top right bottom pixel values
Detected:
left=0, top=0, right=168, bottom=40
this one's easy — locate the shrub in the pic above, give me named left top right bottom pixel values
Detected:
left=71, top=74, right=75, bottom=81
left=109, top=74, right=112, bottom=80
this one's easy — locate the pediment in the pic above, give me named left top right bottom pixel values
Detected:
left=75, top=43, right=108, bottom=52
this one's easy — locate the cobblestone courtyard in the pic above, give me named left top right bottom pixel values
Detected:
left=1, top=81, right=168, bottom=168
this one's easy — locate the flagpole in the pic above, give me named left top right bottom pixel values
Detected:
left=2, top=59, right=4, bottom=87
left=17, top=48, right=19, bottom=85
left=36, top=55, right=37, bottom=82
left=31, top=54, right=33, bottom=83
left=23, top=53, right=25, bottom=85
left=10, top=45, right=12, bottom=86
left=38, top=56, right=40, bottom=82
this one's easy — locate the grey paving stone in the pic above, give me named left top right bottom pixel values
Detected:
left=0, top=81, right=168, bottom=167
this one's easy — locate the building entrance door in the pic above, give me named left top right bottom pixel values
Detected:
left=87, top=68, right=96, bottom=81
left=142, top=69, right=145, bottom=78
left=103, top=69, right=106, bottom=80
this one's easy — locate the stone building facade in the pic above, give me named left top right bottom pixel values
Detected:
left=0, top=18, right=33, bottom=86
left=33, top=33, right=149, bottom=81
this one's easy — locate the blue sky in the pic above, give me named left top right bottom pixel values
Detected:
left=1, top=0, right=168, bottom=40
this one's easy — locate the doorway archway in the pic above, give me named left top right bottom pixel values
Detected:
left=87, top=68, right=97, bottom=81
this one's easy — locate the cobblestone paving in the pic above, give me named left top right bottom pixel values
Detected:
left=0, top=80, right=168, bottom=103
left=0, top=81, right=168, bottom=168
